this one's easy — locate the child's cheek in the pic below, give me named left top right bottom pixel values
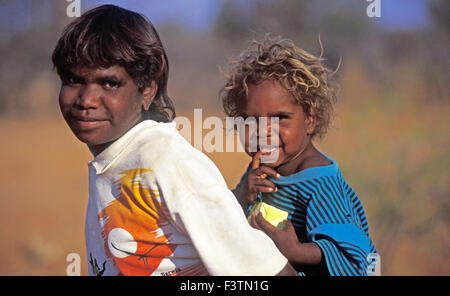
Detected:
left=244, top=139, right=256, bottom=157
left=240, top=127, right=257, bottom=155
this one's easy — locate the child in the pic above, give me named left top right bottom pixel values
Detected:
left=52, top=5, right=296, bottom=276
left=221, top=37, right=379, bottom=276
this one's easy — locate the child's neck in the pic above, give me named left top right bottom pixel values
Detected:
left=276, top=142, right=331, bottom=176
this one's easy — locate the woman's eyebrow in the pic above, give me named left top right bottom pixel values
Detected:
left=63, top=71, right=85, bottom=82
left=96, top=74, right=121, bottom=82
left=65, top=70, right=81, bottom=78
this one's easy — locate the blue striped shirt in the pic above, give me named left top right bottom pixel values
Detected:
left=239, top=152, right=378, bottom=276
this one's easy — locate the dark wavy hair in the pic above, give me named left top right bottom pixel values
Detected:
left=220, top=36, right=338, bottom=141
left=52, top=4, right=175, bottom=122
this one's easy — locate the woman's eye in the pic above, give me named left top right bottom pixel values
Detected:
left=64, top=76, right=81, bottom=85
left=103, top=80, right=119, bottom=89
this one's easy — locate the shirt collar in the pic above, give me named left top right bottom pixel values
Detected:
left=269, top=151, right=339, bottom=185
left=88, top=120, right=161, bottom=174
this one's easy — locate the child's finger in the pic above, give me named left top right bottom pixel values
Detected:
left=252, top=178, right=277, bottom=190
left=255, top=166, right=280, bottom=180
left=250, top=214, right=263, bottom=231
left=251, top=185, right=277, bottom=193
left=251, top=150, right=264, bottom=169
left=255, top=212, right=278, bottom=237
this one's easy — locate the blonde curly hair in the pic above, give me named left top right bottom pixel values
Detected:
left=220, top=36, right=339, bottom=141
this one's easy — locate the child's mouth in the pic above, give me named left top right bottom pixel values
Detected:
left=265, top=147, right=278, bottom=153
left=260, top=146, right=279, bottom=154
left=259, top=146, right=280, bottom=164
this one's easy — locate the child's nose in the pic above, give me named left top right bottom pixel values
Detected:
left=257, top=118, right=280, bottom=146
left=257, top=117, right=272, bottom=138
left=258, top=126, right=270, bottom=138
left=76, top=85, right=101, bottom=109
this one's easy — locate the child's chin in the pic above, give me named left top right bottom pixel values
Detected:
left=259, top=157, right=281, bottom=167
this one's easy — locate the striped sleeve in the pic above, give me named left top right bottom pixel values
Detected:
left=305, top=178, right=376, bottom=276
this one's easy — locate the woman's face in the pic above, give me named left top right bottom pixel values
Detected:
left=58, top=65, right=156, bottom=155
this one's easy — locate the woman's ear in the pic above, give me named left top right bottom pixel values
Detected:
left=142, top=80, right=158, bottom=111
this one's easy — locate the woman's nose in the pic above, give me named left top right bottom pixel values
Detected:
left=76, top=85, right=101, bottom=109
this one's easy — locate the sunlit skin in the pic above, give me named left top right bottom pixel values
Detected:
left=241, top=79, right=331, bottom=179
left=58, top=65, right=157, bottom=156
left=235, top=79, right=329, bottom=268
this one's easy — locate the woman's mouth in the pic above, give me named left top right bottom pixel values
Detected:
left=70, top=115, right=108, bottom=130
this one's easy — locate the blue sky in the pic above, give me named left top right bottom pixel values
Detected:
left=378, top=0, right=430, bottom=29
left=90, top=0, right=223, bottom=31
left=0, top=0, right=434, bottom=37
left=89, top=0, right=432, bottom=31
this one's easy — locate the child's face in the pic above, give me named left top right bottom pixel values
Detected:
left=240, top=79, right=315, bottom=173
left=59, top=65, right=156, bottom=155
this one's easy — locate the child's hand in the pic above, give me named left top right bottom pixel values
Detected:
left=241, top=150, right=280, bottom=206
left=250, top=212, right=300, bottom=262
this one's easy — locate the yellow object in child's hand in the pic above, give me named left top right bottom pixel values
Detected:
left=248, top=202, right=289, bottom=229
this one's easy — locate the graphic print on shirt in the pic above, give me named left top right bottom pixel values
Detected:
left=98, top=168, right=177, bottom=275
left=89, top=252, right=106, bottom=276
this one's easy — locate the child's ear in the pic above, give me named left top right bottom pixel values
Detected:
left=142, top=80, right=158, bottom=111
left=305, top=110, right=316, bottom=136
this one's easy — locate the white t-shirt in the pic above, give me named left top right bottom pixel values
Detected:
left=85, top=120, right=287, bottom=276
